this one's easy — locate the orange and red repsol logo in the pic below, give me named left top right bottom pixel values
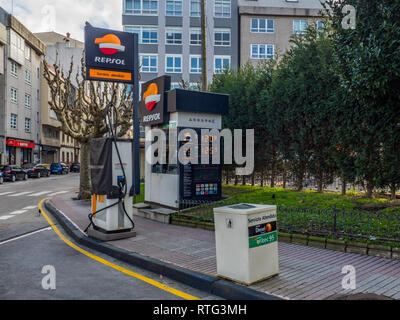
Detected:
left=94, top=34, right=126, bottom=65
left=142, top=83, right=161, bottom=111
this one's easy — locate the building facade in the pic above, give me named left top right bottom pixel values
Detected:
left=122, top=0, right=239, bottom=89
left=40, top=64, right=60, bottom=164
left=0, top=8, right=45, bottom=165
left=35, top=32, right=83, bottom=165
left=238, top=0, right=323, bottom=65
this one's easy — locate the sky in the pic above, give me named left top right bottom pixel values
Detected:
left=0, top=0, right=123, bottom=41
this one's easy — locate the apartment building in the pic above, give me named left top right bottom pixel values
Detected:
left=0, top=8, right=45, bottom=165
left=35, top=32, right=83, bottom=164
left=122, top=0, right=239, bottom=89
left=39, top=62, right=60, bottom=164
left=238, top=0, right=323, bottom=65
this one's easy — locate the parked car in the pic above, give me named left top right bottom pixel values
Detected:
left=50, top=163, right=69, bottom=175
left=61, top=163, right=70, bottom=174
left=0, top=172, right=3, bottom=184
left=0, top=165, right=28, bottom=182
left=22, top=163, right=51, bottom=178
left=70, top=162, right=80, bottom=173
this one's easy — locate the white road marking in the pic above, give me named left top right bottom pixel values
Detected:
left=0, top=215, right=13, bottom=220
left=0, top=192, right=13, bottom=196
left=8, top=191, right=32, bottom=197
left=0, top=227, right=52, bottom=245
left=48, top=191, right=68, bottom=197
left=22, top=205, right=38, bottom=210
left=28, top=191, right=51, bottom=197
left=9, top=210, right=27, bottom=215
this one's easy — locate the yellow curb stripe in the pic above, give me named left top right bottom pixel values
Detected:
left=38, top=198, right=200, bottom=300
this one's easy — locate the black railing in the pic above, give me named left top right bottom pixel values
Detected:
left=173, top=200, right=400, bottom=243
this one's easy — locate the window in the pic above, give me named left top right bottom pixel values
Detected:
left=214, top=29, right=230, bottom=46
left=251, top=44, right=274, bottom=59
left=11, top=61, right=18, bottom=77
left=140, top=55, right=158, bottom=72
left=171, top=83, right=181, bottom=89
left=166, top=55, right=182, bottom=73
left=50, top=109, right=57, bottom=119
left=11, top=88, right=18, bottom=103
left=124, top=0, right=158, bottom=15
left=166, top=27, right=182, bottom=45
left=166, top=0, right=182, bottom=16
left=25, top=94, right=31, bottom=108
left=190, top=0, right=201, bottom=17
left=189, top=83, right=200, bottom=91
left=25, top=46, right=31, bottom=61
left=251, top=18, right=274, bottom=33
left=25, top=118, right=31, bottom=133
left=215, top=0, right=231, bottom=18
left=25, top=70, right=31, bottom=84
left=190, top=28, right=201, bottom=45
left=190, top=55, right=202, bottom=73
left=214, top=56, right=231, bottom=74
left=10, top=114, right=17, bottom=129
left=317, top=20, right=324, bottom=31
left=9, top=30, right=25, bottom=65
left=293, top=20, right=308, bottom=34
left=124, top=25, right=158, bottom=44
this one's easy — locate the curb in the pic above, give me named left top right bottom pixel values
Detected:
left=44, top=200, right=281, bottom=301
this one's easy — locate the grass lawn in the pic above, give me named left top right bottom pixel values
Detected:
left=222, top=185, right=400, bottom=214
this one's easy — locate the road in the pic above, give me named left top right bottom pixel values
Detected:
left=0, top=174, right=220, bottom=300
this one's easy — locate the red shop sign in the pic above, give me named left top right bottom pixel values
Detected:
left=6, top=139, right=35, bottom=149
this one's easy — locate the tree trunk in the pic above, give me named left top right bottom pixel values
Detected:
left=234, top=175, right=238, bottom=185
left=78, top=142, right=92, bottom=200
left=225, top=169, right=229, bottom=185
left=242, top=175, right=246, bottom=186
left=270, top=160, right=276, bottom=188
left=260, top=169, right=264, bottom=187
left=317, top=173, right=323, bottom=193
left=390, top=184, right=397, bottom=200
left=283, top=171, right=287, bottom=189
left=365, top=179, right=374, bottom=198
left=341, top=176, right=346, bottom=195
left=251, top=171, right=255, bottom=186
left=296, top=169, right=304, bottom=191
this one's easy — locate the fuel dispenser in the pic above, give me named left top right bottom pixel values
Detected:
left=139, top=76, right=229, bottom=210
left=86, top=137, right=136, bottom=241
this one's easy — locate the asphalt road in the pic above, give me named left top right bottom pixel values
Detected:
left=0, top=174, right=221, bottom=300
left=0, top=173, right=79, bottom=233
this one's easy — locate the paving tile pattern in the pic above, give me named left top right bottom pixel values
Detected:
left=51, top=194, right=400, bottom=300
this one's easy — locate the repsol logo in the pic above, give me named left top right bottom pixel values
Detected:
left=143, top=113, right=161, bottom=122
left=94, top=56, right=126, bottom=65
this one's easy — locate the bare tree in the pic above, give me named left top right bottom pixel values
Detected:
left=43, top=55, right=133, bottom=199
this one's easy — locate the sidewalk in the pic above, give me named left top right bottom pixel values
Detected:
left=49, top=192, right=400, bottom=300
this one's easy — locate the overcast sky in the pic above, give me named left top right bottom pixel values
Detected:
left=0, top=0, right=123, bottom=41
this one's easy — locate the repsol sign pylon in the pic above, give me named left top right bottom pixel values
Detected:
left=85, top=25, right=136, bottom=83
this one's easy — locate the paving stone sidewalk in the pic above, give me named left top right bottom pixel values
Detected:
left=50, top=192, right=400, bottom=300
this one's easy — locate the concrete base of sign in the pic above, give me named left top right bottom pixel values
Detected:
left=87, top=227, right=136, bottom=241
left=133, top=203, right=175, bottom=224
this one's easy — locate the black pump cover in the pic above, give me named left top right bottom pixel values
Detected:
left=90, top=138, right=113, bottom=195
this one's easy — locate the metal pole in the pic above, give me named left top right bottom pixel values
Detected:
left=131, top=33, right=140, bottom=197
left=200, top=0, right=207, bottom=91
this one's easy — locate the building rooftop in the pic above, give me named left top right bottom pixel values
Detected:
left=34, top=31, right=84, bottom=48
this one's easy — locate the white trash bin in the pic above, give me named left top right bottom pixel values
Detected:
left=213, top=203, right=279, bottom=285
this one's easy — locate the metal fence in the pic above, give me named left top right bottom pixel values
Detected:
left=173, top=200, right=400, bottom=243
